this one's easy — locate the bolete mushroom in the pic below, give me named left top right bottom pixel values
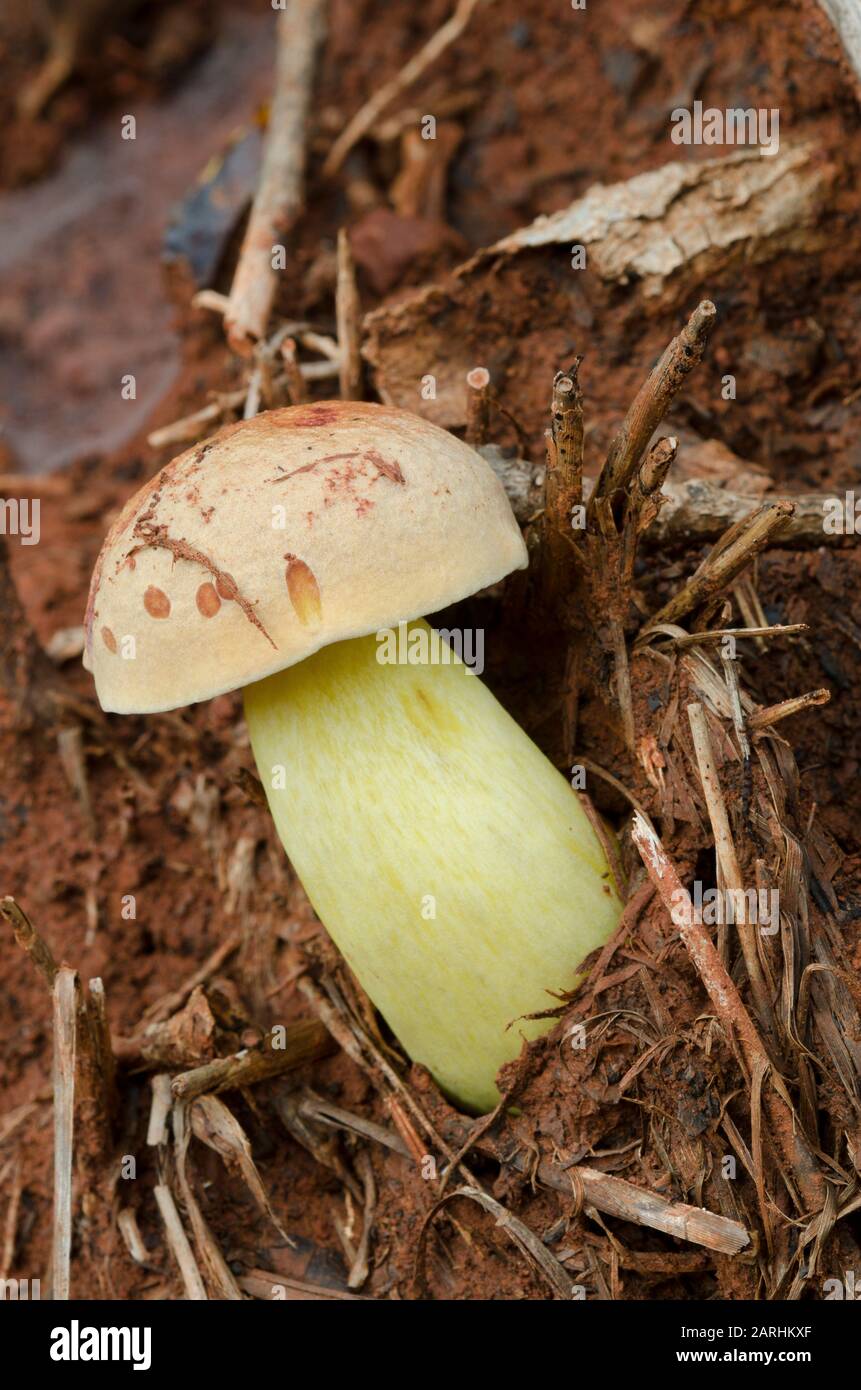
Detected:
left=85, top=401, right=621, bottom=1112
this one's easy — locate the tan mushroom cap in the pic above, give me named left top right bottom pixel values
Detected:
left=85, top=401, right=528, bottom=714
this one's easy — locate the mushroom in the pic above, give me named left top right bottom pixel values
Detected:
left=84, top=401, right=621, bottom=1112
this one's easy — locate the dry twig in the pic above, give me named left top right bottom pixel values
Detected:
left=594, top=302, right=716, bottom=503
left=51, top=968, right=78, bottom=1301
left=153, top=1183, right=208, bottom=1300
left=171, top=1020, right=332, bottom=1101
left=323, top=0, right=490, bottom=177
left=225, top=0, right=328, bottom=353
left=336, top=229, right=362, bottom=399
left=641, top=501, right=795, bottom=634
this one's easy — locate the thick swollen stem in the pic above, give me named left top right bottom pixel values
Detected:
left=244, top=621, right=621, bottom=1113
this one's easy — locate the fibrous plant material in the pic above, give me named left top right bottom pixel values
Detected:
left=686, top=701, right=774, bottom=1037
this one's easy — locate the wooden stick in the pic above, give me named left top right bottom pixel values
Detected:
left=637, top=435, right=678, bottom=498
left=171, top=1020, right=332, bottom=1101
left=687, top=702, right=775, bottom=1034
left=336, top=229, right=363, bottom=400
left=631, top=813, right=825, bottom=1213
left=544, top=366, right=584, bottom=527
left=240, top=1268, right=368, bottom=1300
left=117, top=1209, right=149, bottom=1266
left=594, top=301, right=716, bottom=501
left=85, top=977, right=118, bottom=1126
left=748, top=688, right=831, bottom=732
left=153, top=1184, right=208, bottom=1300
left=146, top=1074, right=173, bottom=1149
left=512, top=1153, right=749, bottom=1255
left=465, top=367, right=492, bottom=448
left=0, top=1156, right=22, bottom=1280
left=299, top=1093, right=410, bottom=1157
left=642, top=501, right=794, bottom=633
left=280, top=337, right=308, bottom=405
left=225, top=0, right=328, bottom=354
left=323, top=0, right=489, bottom=177
left=610, top=618, right=636, bottom=753
left=650, top=478, right=846, bottom=548
left=624, top=436, right=679, bottom=583
left=541, top=363, right=586, bottom=614
left=173, top=1103, right=243, bottom=1300
left=52, top=967, right=78, bottom=1301
left=347, top=1149, right=376, bottom=1290
left=1, top=896, right=57, bottom=987
left=667, top=623, right=808, bottom=649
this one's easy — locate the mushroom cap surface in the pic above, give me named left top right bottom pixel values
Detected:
left=85, top=401, right=528, bottom=713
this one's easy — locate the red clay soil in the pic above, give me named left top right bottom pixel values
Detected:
left=1, top=0, right=860, bottom=1300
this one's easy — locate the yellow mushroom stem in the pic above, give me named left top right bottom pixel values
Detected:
left=244, top=620, right=621, bottom=1113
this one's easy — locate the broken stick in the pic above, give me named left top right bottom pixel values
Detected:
left=594, top=301, right=716, bottom=503
left=508, top=1151, right=749, bottom=1256
left=748, top=688, right=831, bottom=732
left=171, top=1020, right=333, bottom=1102
left=1, top=895, right=58, bottom=987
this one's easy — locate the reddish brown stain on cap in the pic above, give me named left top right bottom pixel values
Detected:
left=285, top=554, right=322, bottom=627
left=196, top=582, right=221, bottom=617
left=101, top=626, right=117, bottom=654
left=281, top=404, right=339, bottom=428
left=144, top=585, right=171, bottom=619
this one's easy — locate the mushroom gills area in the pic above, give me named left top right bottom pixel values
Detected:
left=243, top=621, right=621, bottom=1113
